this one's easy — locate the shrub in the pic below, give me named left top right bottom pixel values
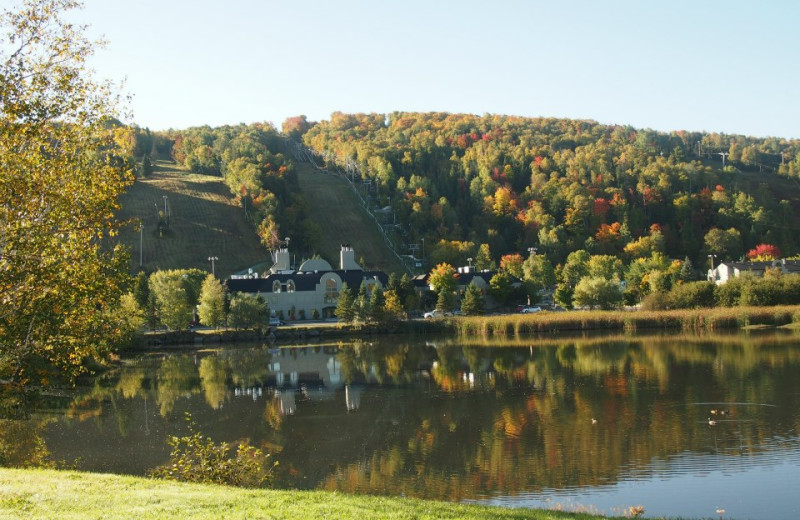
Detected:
left=667, top=281, right=715, bottom=309
left=150, top=414, right=276, bottom=488
left=640, top=291, right=669, bottom=311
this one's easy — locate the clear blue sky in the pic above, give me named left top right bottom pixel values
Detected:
left=78, top=0, right=799, bottom=138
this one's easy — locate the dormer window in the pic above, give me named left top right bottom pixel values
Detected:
left=272, top=280, right=281, bottom=293
left=286, top=280, right=296, bottom=293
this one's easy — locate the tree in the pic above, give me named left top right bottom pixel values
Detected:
left=587, top=255, right=625, bottom=280
left=148, top=269, right=205, bottom=330
left=335, top=283, right=355, bottom=323
left=0, top=0, right=134, bottom=384
left=522, top=254, right=556, bottom=294
left=489, top=271, right=514, bottom=306
left=460, top=284, right=485, bottom=315
left=197, top=275, right=227, bottom=329
left=382, top=289, right=406, bottom=321
left=573, top=277, right=623, bottom=310
left=499, top=253, right=524, bottom=279
left=353, top=282, right=371, bottom=323
left=152, top=277, right=194, bottom=331
left=368, top=286, right=385, bottom=323
left=140, top=154, right=153, bottom=178
left=704, top=227, right=742, bottom=259
left=678, top=257, right=695, bottom=282
left=227, top=294, right=267, bottom=330
left=474, top=243, right=495, bottom=270
left=747, top=243, right=782, bottom=261
left=559, top=250, right=591, bottom=287
left=428, top=263, right=458, bottom=295
left=554, top=284, right=574, bottom=310
left=435, top=288, right=457, bottom=313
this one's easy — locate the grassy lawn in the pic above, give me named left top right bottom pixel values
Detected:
left=296, top=162, right=406, bottom=274
left=0, top=468, right=618, bottom=520
left=115, top=161, right=267, bottom=278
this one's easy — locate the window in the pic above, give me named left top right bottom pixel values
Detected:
left=287, top=280, right=295, bottom=293
left=272, top=280, right=281, bottom=293
left=324, top=278, right=338, bottom=304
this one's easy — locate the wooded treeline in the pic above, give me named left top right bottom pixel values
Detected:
left=297, top=112, right=799, bottom=267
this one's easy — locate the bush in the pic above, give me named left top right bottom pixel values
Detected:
left=150, top=414, right=276, bottom=488
left=667, top=281, right=715, bottom=309
left=640, top=291, right=669, bottom=311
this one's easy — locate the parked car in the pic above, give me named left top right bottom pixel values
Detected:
left=423, top=309, right=453, bottom=318
left=520, top=306, right=542, bottom=313
left=269, top=317, right=285, bottom=326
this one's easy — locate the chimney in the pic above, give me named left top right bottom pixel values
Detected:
left=270, top=247, right=291, bottom=273
left=340, top=244, right=362, bottom=271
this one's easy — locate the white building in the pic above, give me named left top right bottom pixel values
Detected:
left=708, top=259, right=800, bottom=285
left=226, top=245, right=388, bottom=319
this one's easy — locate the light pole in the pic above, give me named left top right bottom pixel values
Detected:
left=467, top=257, right=473, bottom=270
left=528, top=247, right=538, bottom=257
left=208, top=256, right=218, bottom=277
left=138, top=219, right=143, bottom=267
left=421, top=238, right=425, bottom=267
left=163, top=195, right=168, bottom=227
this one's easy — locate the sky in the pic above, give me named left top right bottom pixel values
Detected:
left=76, top=0, right=800, bottom=139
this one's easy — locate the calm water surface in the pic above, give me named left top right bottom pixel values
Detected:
left=7, top=331, right=800, bottom=519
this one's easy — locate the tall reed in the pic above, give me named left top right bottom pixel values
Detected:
left=453, top=305, right=800, bottom=339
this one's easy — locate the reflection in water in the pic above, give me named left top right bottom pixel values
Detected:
left=2, top=332, right=800, bottom=519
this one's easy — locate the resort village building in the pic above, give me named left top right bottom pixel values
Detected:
left=708, top=259, right=800, bottom=285
left=226, top=245, right=388, bottom=320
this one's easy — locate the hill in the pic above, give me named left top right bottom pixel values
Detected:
left=115, top=161, right=267, bottom=278
left=295, top=162, right=406, bottom=274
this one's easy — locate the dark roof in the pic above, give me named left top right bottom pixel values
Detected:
left=412, top=270, right=521, bottom=289
left=226, top=270, right=388, bottom=294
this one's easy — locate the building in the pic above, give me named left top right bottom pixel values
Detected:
left=708, top=259, right=800, bottom=285
left=226, top=245, right=388, bottom=319
left=412, top=265, right=521, bottom=309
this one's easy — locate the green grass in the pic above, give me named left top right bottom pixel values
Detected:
left=115, top=161, right=267, bottom=278
left=0, top=468, right=621, bottom=520
left=296, top=162, right=406, bottom=274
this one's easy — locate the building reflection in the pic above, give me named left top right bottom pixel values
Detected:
left=231, top=347, right=366, bottom=415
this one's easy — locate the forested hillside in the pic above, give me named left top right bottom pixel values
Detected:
left=132, top=123, right=320, bottom=262
left=298, top=113, right=800, bottom=270
left=129, top=113, right=800, bottom=307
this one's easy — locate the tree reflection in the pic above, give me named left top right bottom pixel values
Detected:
left=8, top=332, right=800, bottom=502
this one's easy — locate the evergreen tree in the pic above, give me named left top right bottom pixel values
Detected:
left=133, top=271, right=150, bottom=310
left=679, top=256, right=695, bottom=282
left=335, top=283, right=355, bottom=322
left=141, top=154, right=153, bottom=178
left=368, top=286, right=385, bottom=323
left=475, top=243, right=494, bottom=270
left=461, top=284, right=485, bottom=315
left=383, top=289, right=406, bottom=321
left=435, top=289, right=457, bottom=313
left=354, top=282, right=371, bottom=323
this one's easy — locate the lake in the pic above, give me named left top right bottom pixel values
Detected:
left=5, top=331, right=800, bottom=519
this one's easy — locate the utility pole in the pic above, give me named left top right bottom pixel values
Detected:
left=163, top=195, right=169, bottom=227
left=139, top=220, right=143, bottom=267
